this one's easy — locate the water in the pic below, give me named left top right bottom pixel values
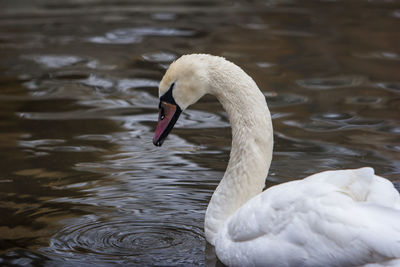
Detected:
left=0, top=0, right=399, bottom=266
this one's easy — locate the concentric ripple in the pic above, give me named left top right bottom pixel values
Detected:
left=44, top=217, right=205, bottom=265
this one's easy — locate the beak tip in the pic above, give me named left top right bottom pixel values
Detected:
left=153, top=138, right=163, bottom=147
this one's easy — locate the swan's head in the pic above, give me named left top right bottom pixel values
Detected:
left=153, top=54, right=212, bottom=146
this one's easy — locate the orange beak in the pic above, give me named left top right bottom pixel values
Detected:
left=153, top=101, right=182, bottom=146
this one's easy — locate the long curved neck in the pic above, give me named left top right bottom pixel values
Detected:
left=204, top=59, right=274, bottom=245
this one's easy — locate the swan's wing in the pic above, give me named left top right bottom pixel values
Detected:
left=215, top=168, right=400, bottom=266
left=304, top=167, right=400, bottom=209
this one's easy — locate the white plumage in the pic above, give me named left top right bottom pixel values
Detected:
left=155, top=54, right=400, bottom=266
left=216, top=168, right=400, bottom=266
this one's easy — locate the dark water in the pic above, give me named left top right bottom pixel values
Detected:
left=0, top=0, right=399, bottom=266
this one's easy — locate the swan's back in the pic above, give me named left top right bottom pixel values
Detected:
left=305, top=167, right=400, bottom=208
left=216, top=168, right=400, bottom=266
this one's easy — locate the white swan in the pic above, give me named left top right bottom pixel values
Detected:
left=152, top=54, right=400, bottom=266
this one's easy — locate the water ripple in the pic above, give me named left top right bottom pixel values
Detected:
left=18, top=138, right=105, bottom=156
left=283, top=112, right=385, bottom=132
left=353, top=51, right=400, bottom=61
left=151, top=12, right=177, bottom=21
left=44, top=217, right=204, bottom=265
left=19, top=139, right=66, bottom=148
left=376, top=82, right=400, bottom=92
left=142, top=51, right=178, bottom=63
left=297, top=75, right=365, bottom=90
left=266, top=93, right=308, bottom=107
left=312, top=112, right=353, bottom=121
left=80, top=74, right=159, bottom=96
left=23, top=55, right=85, bottom=69
left=88, top=27, right=197, bottom=44
left=346, top=96, right=382, bottom=105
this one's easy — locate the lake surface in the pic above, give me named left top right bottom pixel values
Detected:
left=0, top=0, right=399, bottom=266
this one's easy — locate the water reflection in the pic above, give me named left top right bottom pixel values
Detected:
left=88, top=27, right=198, bottom=44
left=0, top=0, right=399, bottom=266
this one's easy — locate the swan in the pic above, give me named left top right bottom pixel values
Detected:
left=152, top=54, right=400, bottom=266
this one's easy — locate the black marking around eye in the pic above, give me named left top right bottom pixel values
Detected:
left=160, top=82, right=177, bottom=105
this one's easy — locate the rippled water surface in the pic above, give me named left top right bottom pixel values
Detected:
left=0, top=0, right=399, bottom=266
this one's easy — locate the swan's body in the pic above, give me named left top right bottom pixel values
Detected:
left=153, top=54, right=400, bottom=266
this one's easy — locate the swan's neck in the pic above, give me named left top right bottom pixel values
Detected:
left=204, top=61, right=274, bottom=245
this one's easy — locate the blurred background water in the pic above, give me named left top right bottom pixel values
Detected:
left=0, top=0, right=399, bottom=266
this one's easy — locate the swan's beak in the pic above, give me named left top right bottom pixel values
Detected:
left=153, top=101, right=182, bottom=146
